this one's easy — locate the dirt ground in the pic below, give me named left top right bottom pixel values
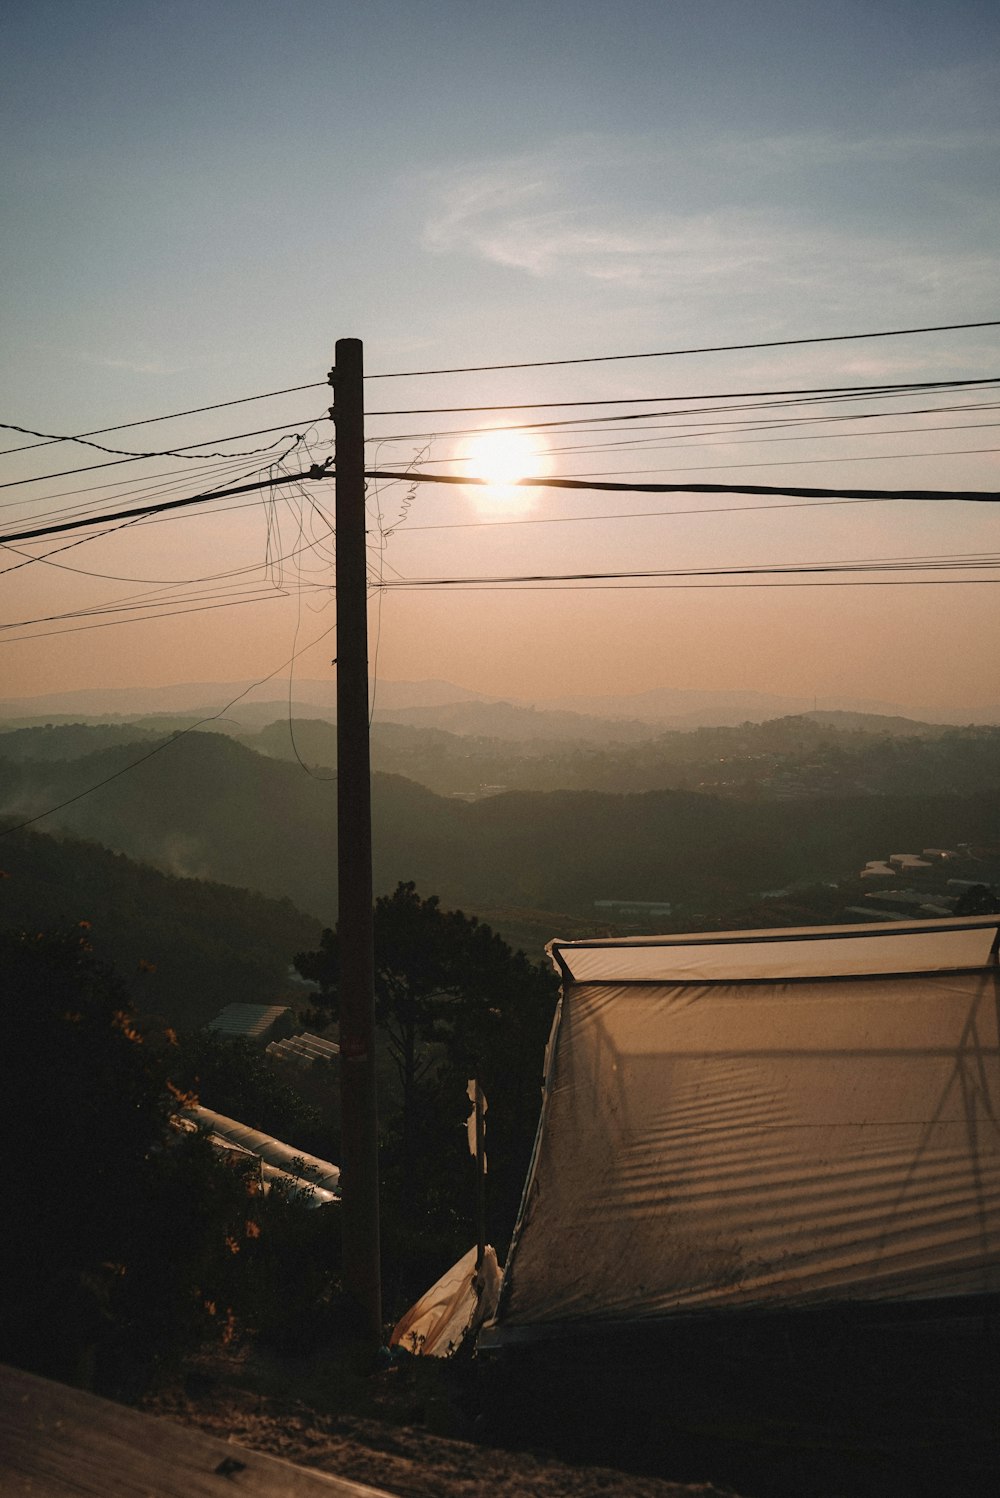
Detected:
left=142, top=1346, right=741, bottom=1498
left=140, top=1321, right=1000, bottom=1498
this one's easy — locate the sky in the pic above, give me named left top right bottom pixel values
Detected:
left=2, top=0, right=999, bottom=715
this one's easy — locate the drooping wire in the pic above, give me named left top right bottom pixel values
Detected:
left=3, top=316, right=996, bottom=466
left=0, top=417, right=324, bottom=492
left=0, top=383, right=327, bottom=458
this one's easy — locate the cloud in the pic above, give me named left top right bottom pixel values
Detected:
left=423, top=153, right=783, bottom=288
left=70, top=350, right=182, bottom=376
left=420, top=138, right=1000, bottom=306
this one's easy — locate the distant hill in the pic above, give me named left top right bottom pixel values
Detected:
left=545, top=687, right=1000, bottom=728
left=371, top=698, right=659, bottom=742
left=545, top=686, right=905, bottom=724
left=0, top=823, right=320, bottom=1029
left=0, top=723, right=166, bottom=761
left=799, top=711, right=947, bottom=735
left=243, top=712, right=1000, bottom=800
left=0, top=676, right=491, bottom=722
left=3, top=730, right=998, bottom=926
left=4, top=713, right=999, bottom=805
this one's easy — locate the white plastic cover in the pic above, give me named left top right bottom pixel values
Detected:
left=186, top=1105, right=340, bottom=1193
left=391, top=1245, right=502, bottom=1356
left=550, top=916, right=999, bottom=984
left=496, top=919, right=1000, bottom=1337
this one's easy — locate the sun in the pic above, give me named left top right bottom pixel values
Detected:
left=461, top=425, right=547, bottom=512
left=464, top=429, right=544, bottom=489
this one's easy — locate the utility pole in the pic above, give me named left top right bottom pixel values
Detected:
left=474, top=1079, right=487, bottom=1271
left=332, top=337, right=382, bottom=1344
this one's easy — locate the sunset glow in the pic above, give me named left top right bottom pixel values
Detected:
left=459, top=428, right=548, bottom=517
left=465, top=429, right=545, bottom=488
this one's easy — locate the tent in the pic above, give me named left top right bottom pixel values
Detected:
left=482, top=915, right=1000, bottom=1346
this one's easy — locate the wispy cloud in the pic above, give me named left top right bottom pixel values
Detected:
left=421, top=136, right=1000, bottom=306
left=70, top=350, right=182, bottom=376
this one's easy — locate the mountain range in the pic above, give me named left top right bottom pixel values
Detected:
left=4, top=678, right=999, bottom=732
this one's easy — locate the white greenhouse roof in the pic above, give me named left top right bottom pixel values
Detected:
left=206, top=1004, right=293, bottom=1040
left=547, top=914, right=1000, bottom=984
left=488, top=916, right=1000, bottom=1344
left=186, top=1104, right=340, bottom=1199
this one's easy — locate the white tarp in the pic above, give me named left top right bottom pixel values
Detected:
left=391, top=1245, right=502, bottom=1356
left=490, top=916, right=1000, bottom=1340
left=185, top=1104, right=340, bottom=1198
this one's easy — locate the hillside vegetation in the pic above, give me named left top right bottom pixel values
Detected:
left=2, top=726, right=998, bottom=932
left=0, top=822, right=320, bottom=1028
left=230, top=712, right=1000, bottom=799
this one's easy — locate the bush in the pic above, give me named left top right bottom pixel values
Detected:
left=0, top=926, right=341, bottom=1391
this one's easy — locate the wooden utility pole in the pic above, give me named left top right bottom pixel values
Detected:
left=474, top=1080, right=487, bottom=1270
left=332, top=337, right=382, bottom=1344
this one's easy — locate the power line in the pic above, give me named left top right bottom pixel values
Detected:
left=4, top=317, right=995, bottom=465
left=8, top=462, right=1000, bottom=551
left=363, top=318, right=1000, bottom=379
left=363, top=388, right=1000, bottom=443
left=375, top=550, right=1000, bottom=589
left=0, top=420, right=320, bottom=492
left=0, top=383, right=327, bottom=458
left=0, top=464, right=329, bottom=546
left=0, top=417, right=306, bottom=464
left=399, top=495, right=890, bottom=532
left=537, top=445, right=1000, bottom=481
left=0, top=448, right=271, bottom=519
left=422, top=416, right=1000, bottom=466
left=363, top=469, right=1000, bottom=504
left=389, top=576, right=1000, bottom=593
left=365, top=377, right=1000, bottom=418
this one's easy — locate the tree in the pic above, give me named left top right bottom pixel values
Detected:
left=0, top=925, right=346, bottom=1389
left=295, top=883, right=558, bottom=1288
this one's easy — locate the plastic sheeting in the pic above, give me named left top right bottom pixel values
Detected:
left=185, top=1104, right=340, bottom=1199
left=491, top=917, right=1000, bottom=1341
left=391, top=1245, right=502, bottom=1357
left=549, top=915, right=1000, bottom=984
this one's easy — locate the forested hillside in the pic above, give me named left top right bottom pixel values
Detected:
left=0, top=823, right=320, bottom=1028
left=233, top=713, right=1000, bottom=799
left=3, top=729, right=998, bottom=927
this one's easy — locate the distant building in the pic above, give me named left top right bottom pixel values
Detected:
left=864, top=887, right=956, bottom=916
left=842, top=906, right=911, bottom=923
left=889, top=853, right=933, bottom=873
left=266, top=1031, right=340, bottom=1072
left=594, top=899, right=673, bottom=918
left=206, top=1003, right=295, bottom=1047
left=860, top=860, right=896, bottom=879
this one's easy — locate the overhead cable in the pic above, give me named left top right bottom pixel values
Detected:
left=0, top=465, right=328, bottom=545
left=363, top=389, right=1000, bottom=443
left=0, top=418, right=306, bottom=463
left=363, top=319, right=1000, bottom=379
left=376, top=552, right=1000, bottom=589
left=365, top=377, right=1000, bottom=418
left=7, top=463, right=1000, bottom=550
left=4, top=318, right=994, bottom=463
left=0, top=421, right=319, bottom=492
left=363, top=469, right=1000, bottom=504
left=0, top=383, right=327, bottom=458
